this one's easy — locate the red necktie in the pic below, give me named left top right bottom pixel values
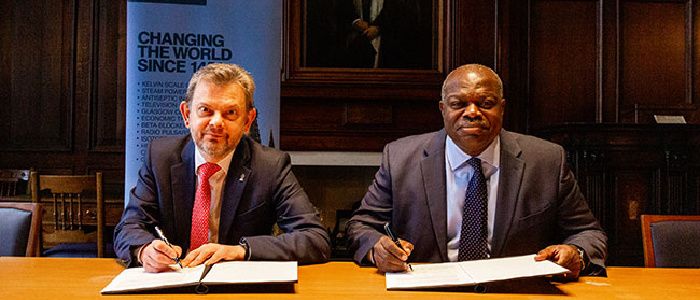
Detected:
left=190, top=162, right=221, bottom=251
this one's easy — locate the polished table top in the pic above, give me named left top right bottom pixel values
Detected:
left=1, top=257, right=699, bottom=299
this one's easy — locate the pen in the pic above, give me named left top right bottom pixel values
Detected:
left=154, top=226, right=183, bottom=269
left=383, top=222, right=413, bottom=271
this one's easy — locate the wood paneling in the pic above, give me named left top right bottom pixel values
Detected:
left=0, top=0, right=74, bottom=150
left=612, top=171, right=654, bottom=266
left=541, top=124, right=700, bottom=266
left=0, top=1, right=11, bottom=143
left=280, top=0, right=493, bottom=151
left=517, top=0, right=700, bottom=127
left=530, top=0, right=598, bottom=129
left=601, top=0, right=618, bottom=123
left=621, top=2, right=689, bottom=109
left=92, top=0, right=127, bottom=151
left=0, top=0, right=125, bottom=195
left=3, top=0, right=700, bottom=265
left=453, top=0, right=496, bottom=67
left=281, top=97, right=443, bottom=151
left=519, top=1, right=700, bottom=264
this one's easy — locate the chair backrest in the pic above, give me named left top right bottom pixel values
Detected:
left=641, top=214, right=700, bottom=268
left=0, top=169, right=31, bottom=197
left=0, top=202, right=42, bottom=256
left=30, top=172, right=104, bottom=257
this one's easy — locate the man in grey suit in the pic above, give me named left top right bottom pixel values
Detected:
left=347, top=64, right=606, bottom=278
left=114, top=63, right=330, bottom=272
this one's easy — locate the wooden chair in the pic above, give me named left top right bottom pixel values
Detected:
left=641, top=214, right=700, bottom=268
left=0, top=169, right=31, bottom=197
left=0, top=202, right=42, bottom=256
left=31, top=171, right=105, bottom=257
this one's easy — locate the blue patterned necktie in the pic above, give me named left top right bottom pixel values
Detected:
left=458, top=158, right=489, bottom=261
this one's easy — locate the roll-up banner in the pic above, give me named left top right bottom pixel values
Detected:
left=125, top=0, right=281, bottom=201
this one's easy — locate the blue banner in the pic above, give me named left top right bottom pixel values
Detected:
left=125, top=0, right=281, bottom=201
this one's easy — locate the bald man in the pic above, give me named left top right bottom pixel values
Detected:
left=347, top=64, right=607, bottom=279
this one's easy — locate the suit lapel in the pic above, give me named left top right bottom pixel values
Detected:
left=421, top=130, right=448, bottom=261
left=218, top=137, right=252, bottom=242
left=171, top=139, right=196, bottom=249
left=491, top=130, right=524, bottom=257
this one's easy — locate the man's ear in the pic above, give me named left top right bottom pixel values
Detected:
left=179, top=101, right=191, bottom=128
left=244, top=108, right=257, bottom=133
left=438, top=100, right=446, bottom=115
left=500, top=98, right=506, bottom=116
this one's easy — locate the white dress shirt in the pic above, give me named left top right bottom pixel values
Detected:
left=194, top=147, right=234, bottom=244
left=445, top=135, right=500, bottom=262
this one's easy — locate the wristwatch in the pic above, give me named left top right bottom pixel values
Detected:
left=572, top=245, right=586, bottom=271
left=239, top=237, right=251, bottom=261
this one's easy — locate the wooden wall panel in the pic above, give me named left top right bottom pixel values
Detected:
left=453, top=0, right=496, bottom=67
left=541, top=124, right=700, bottom=266
left=2, top=0, right=700, bottom=264
left=572, top=149, right=608, bottom=228
left=620, top=2, right=688, bottom=110
left=281, top=98, right=443, bottom=151
left=0, top=0, right=125, bottom=195
left=0, top=1, right=11, bottom=144
left=511, top=0, right=700, bottom=127
left=694, top=0, right=700, bottom=123
left=280, top=0, right=493, bottom=151
left=612, top=171, right=654, bottom=266
left=292, top=165, right=378, bottom=229
left=92, top=0, right=127, bottom=151
left=601, top=0, right=618, bottom=123
left=530, top=0, right=599, bottom=130
left=0, top=0, right=74, bottom=150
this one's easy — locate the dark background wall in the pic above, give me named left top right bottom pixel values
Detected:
left=2, top=0, right=699, bottom=265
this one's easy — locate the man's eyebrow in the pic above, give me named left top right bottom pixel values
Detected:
left=223, top=103, right=241, bottom=109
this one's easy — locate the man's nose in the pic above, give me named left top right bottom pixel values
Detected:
left=208, top=111, right=224, bottom=127
left=462, top=103, right=481, bottom=119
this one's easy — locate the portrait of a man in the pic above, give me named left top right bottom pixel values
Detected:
left=303, top=0, right=434, bottom=69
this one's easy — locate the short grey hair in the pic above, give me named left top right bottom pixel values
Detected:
left=184, top=63, right=255, bottom=110
left=441, top=64, right=503, bottom=101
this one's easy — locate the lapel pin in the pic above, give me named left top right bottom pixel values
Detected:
left=239, top=174, right=245, bottom=181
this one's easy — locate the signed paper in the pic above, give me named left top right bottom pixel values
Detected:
left=101, top=261, right=297, bottom=294
left=386, top=255, right=567, bottom=290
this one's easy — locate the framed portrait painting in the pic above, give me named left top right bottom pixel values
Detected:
left=284, top=0, right=448, bottom=84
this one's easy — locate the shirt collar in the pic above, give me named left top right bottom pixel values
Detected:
left=446, top=134, right=500, bottom=173
left=194, top=146, right=234, bottom=176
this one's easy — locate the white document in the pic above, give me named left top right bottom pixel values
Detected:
left=386, top=254, right=567, bottom=290
left=101, top=261, right=297, bottom=294
left=203, top=261, right=298, bottom=284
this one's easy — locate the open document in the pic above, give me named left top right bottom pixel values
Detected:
left=101, top=261, right=297, bottom=294
left=386, top=254, right=567, bottom=290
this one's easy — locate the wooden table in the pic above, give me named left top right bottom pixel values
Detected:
left=1, top=257, right=698, bottom=299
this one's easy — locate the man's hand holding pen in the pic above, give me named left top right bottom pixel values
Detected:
left=139, top=240, right=183, bottom=273
left=372, top=235, right=414, bottom=273
left=140, top=241, right=248, bottom=273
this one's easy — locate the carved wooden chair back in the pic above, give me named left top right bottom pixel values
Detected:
left=0, top=169, right=31, bottom=197
left=30, top=172, right=104, bottom=257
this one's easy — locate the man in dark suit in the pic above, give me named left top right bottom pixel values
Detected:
left=347, top=64, right=606, bottom=278
left=114, top=63, right=330, bottom=272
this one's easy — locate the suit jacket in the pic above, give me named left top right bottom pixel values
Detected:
left=114, top=135, right=330, bottom=267
left=347, top=129, right=607, bottom=274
